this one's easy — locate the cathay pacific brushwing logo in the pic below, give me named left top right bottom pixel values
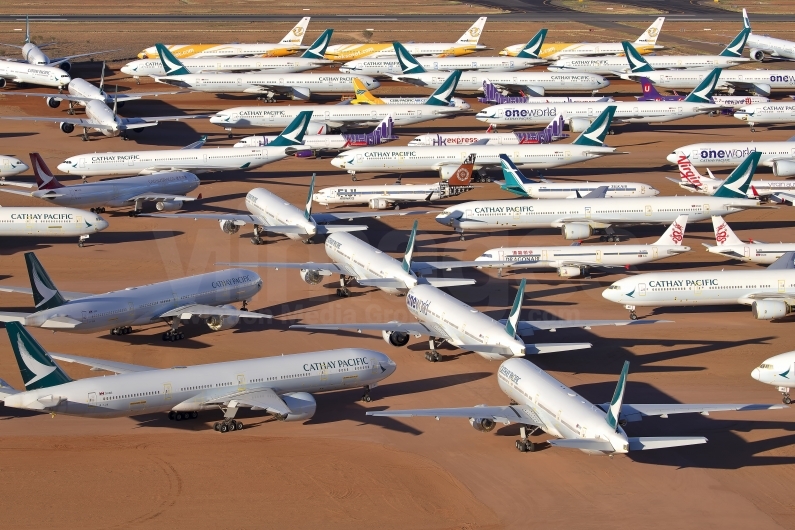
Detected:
left=162, top=54, right=183, bottom=74
left=397, top=47, right=422, bottom=72
left=626, top=288, right=635, bottom=298
left=32, top=268, right=58, bottom=307
left=627, top=50, right=649, bottom=72
left=17, top=337, right=55, bottom=386
left=779, top=367, right=791, bottom=379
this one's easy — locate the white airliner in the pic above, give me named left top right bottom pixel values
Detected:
left=734, top=102, right=795, bottom=131
left=704, top=216, right=795, bottom=265
left=388, top=42, right=608, bottom=96
left=331, top=105, right=621, bottom=180
left=0, top=252, right=266, bottom=340
left=752, top=350, right=795, bottom=404
left=476, top=69, right=723, bottom=131
left=476, top=215, right=690, bottom=278
left=219, top=220, right=512, bottom=298
left=0, top=207, right=107, bottom=246
left=666, top=140, right=795, bottom=177
left=138, top=17, right=311, bottom=59
left=0, top=322, right=396, bottom=431
left=57, top=111, right=313, bottom=176
left=146, top=174, right=423, bottom=245
left=409, top=115, right=568, bottom=147
left=0, top=59, right=71, bottom=89
left=123, top=29, right=334, bottom=80
left=0, top=155, right=28, bottom=177
left=0, top=153, right=199, bottom=214
left=291, top=277, right=664, bottom=362
left=151, top=44, right=379, bottom=100
left=744, top=9, right=795, bottom=62
left=436, top=152, right=762, bottom=241
left=369, top=358, right=783, bottom=454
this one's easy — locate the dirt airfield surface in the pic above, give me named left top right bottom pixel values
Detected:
left=1, top=63, right=795, bottom=529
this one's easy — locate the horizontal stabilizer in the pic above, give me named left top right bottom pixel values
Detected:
left=41, top=316, right=82, bottom=329
left=158, top=304, right=270, bottom=320
left=121, top=122, right=160, bottom=131
left=356, top=278, right=408, bottom=289
left=548, top=438, right=615, bottom=452
left=0, top=378, right=20, bottom=400
left=0, top=311, right=30, bottom=324
left=525, top=342, right=592, bottom=354
left=421, top=277, right=476, bottom=288
left=0, top=285, right=92, bottom=300
left=367, top=405, right=541, bottom=426
left=457, top=344, right=519, bottom=357
left=627, top=436, right=707, bottom=451
left=316, top=224, right=369, bottom=234
left=0, top=180, right=35, bottom=189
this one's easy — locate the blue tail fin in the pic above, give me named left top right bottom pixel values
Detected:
left=621, top=41, right=654, bottom=74
left=25, top=252, right=66, bottom=310
left=720, top=28, right=749, bottom=58
left=155, top=43, right=190, bottom=76
left=499, top=154, right=537, bottom=196
left=270, top=110, right=313, bottom=147
left=304, top=173, right=316, bottom=220
left=505, top=279, right=526, bottom=338
left=7, top=322, right=72, bottom=391
left=571, top=106, right=616, bottom=146
left=606, top=361, right=630, bottom=431
left=424, top=70, right=461, bottom=106
left=301, top=29, right=333, bottom=60
left=515, top=29, right=547, bottom=59
left=713, top=152, right=761, bottom=198
left=683, top=68, right=721, bottom=103
left=402, top=220, right=418, bottom=273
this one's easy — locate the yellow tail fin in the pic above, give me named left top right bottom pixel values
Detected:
left=351, top=78, right=384, bottom=105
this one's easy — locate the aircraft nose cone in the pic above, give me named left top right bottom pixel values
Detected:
left=330, top=157, right=343, bottom=168
left=602, top=287, right=616, bottom=301
left=666, top=153, right=679, bottom=164
left=751, top=368, right=761, bottom=381
left=209, top=115, right=224, bottom=124
left=370, top=79, right=381, bottom=89
left=56, top=162, right=70, bottom=173
left=96, top=216, right=109, bottom=231
left=120, top=66, right=132, bottom=75
left=17, top=162, right=30, bottom=173
left=339, top=67, right=352, bottom=74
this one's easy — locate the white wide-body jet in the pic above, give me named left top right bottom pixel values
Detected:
left=0, top=153, right=200, bottom=214
left=0, top=155, right=28, bottom=177
left=0, top=59, right=71, bottom=89
left=369, top=358, right=783, bottom=454
left=704, top=216, right=795, bottom=265
left=0, top=252, right=266, bottom=340
left=437, top=152, right=763, bottom=241
left=744, top=9, right=795, bottom=62
left=734, top=102, right=795, bottom=130
left=409, top=116, right=568, bottom=147
left=667, top=140, right=795, bottom=177
left=0, top=322, right=396, bottom=431
left=0, top=207, right=107, bottom=246
left=477, top=215, right=690, bottom=278
left=752, top=350, right=795, bottom=404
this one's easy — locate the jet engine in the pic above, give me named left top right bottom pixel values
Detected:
left=368, top=198, right=392, bottom=210
left=219, top=219, right=240, bottom=234
left=523, top=85, right=545, bottom=97
left=469, top=417, right=496, bottom=432
left=292, top=149, right=314, bottom=158
left=772, top=159, right=795, bottom=177
left=749, top=48, right=766, bottom=62
left=59, top=61, right=72, bottom=72
left=561, top=223, right=593, bottom=240
left=206, top=305, right=240, bottom=331
left=300, top=268, right=323, bottom=285
left=156, top=200, right=183, bottom=211
left=60, top=122, right=75, bottom=133
left=752, top=300, right=790, bottom=320
left=382, top=327, right=410, bottom=347
left=46, top=96, right=61, bottom=108
left=568, top=117, right=593, bottom=133
left=750, top=83, right=771, bottom=97
left=557, top=266, right=583, bottom=278
left=0, top=78, right=6, bottom=88
left=291, top=87, right=311, bottom=100
left=279, top=392, right=317, bottom=421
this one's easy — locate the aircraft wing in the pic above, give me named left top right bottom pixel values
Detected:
left=0, top=187, right=34, bottom=198
left=290, top=321, right=432, bottom=338
left=0, top=285, right=93, bottom=300
left=48, top=49, right=121, bottom=66
left=113, top=90, right=192, bottom=101
left=500, top=319, right=669, bottom=335
left=600, top=403, right=786, bottom=423
left=123, top=114, right=211, bottom=124
left=143, top=212, right=262, bottom=225
left=0, top=180, right=36, bottom=189
left=215, top=261, right=348, bottom=276
left=0, top=92, right=96, bottom=103
left=49, top=353, right=156, bottom=374
left=125, top=193, right=199, bottom=203
left=738, top=293, right=795, bottom=305
left=311, top=210, right=429, bottom=223
left=0, top=116, right=115, bottom=130
left=157, top=304, right=271, bottom=320
left=220, top=388, right=291, bottom=415
left=411, top=259, right=517, bottom=274
left=367, top=404, right=543, bottom=427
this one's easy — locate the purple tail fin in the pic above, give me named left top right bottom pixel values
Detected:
left=637, top=77, right=665, bottom=101
left=342, top=116, right=397, bottom=148
left=513, top=115, right=568, bottom=144
left=477, top=80, right=530, bottom=104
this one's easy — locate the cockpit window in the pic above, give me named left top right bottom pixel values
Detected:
left=481, top=253, right=492, bottom=258
left=759, top=363, right=774, bottom=370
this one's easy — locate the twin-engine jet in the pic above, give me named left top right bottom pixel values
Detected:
left=704, top=216, right=795, bottom=265
left=667, top=140, right=795, bottom=177
left=743, top=9, right=795, bottom=62
left=408, top=116, right=568, bottom=147
left=752, top=349, right=795, bottom=404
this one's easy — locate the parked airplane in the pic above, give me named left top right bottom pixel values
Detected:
left=666, top=140, right=795, bottom=176
left=670, top=154, right=795, bottom=203
left=603, top=250, right=795, bottom=321
left=369, top=358, right=783, bottom=454
left=138, top=17, right=311, bottom=59
left=0, top=59, right=71, bottom=89
left=339, top=30, right=547, bottom=76
left=0, top=322, right=396, bottom=430
left=635, top=77, right=768, bottom=109
left=234, top=115, right=398, bottom=155
left=348, top=77, right=469, bottom=107
left=476, top=68, right=723, bottom=130
left=0, top=15, right=115, bottom=72
left=151, top=43, right=379, bottom=100
left=734, top=102, right=795, bottom=131
left=477, top=80, right=613, bottom=104
left=0, top=155, right=28, bottom=177
left=209, top=70, right=468, bottom=132
left=548, top=27, right=750, bottom=74
left=744, top=9, right=795, bottom=62
left=57, top=111, right=313, bottom=176
left=123, top=29, right=334, bottom=80
left=324, top=17, right=489, bottom=61
left=436, top=152, right=762, bottom=241
left=494, top=154, right=658, bottom=199
left=704, top=216, right=795, bottom=265
left=752, top=350, right=795, bottom=404
left=389, top=42, right=608, bottom=96
left=219, top=219, right=509, bottom=298
left=0, top=153, right=199, bottom=214
left=408, top=116, right=568, bottom=147
left=145, top=174, right=424, bottom=245
left=501, top=17, right=665, bottom=59
left=0, top=252, right=266, bottom=339
left=314, top=155, right=476, bottom=209
left=331, top=105, right=621, bottom=180
left=290, top=278, right=661, bottom=362
left=476, top=215, right=690, bottom=278
left=0, top=207, right=107, bottom=246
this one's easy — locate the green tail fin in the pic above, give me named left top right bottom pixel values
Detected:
left=713, top=152, right=761, bottom=198
left=571, top=106, right=616, bottom=146
left=25, top=15, right=30, bottom=44
left=621, top=41, right=654, bottom=73
left=720, top=28, right=750, bottom=58
left=515, top=29, right=547, bottom=59
left=155, top=43, right=190, bottom=76
left=25, top=252, right=66, bottom=311
left=606, top=361, right=629, bottom=431
left=684, top=68, right=721, bottom=103
left=304, top=173, right=315, bottom=220
left=499, top=154, right=536, bottom=196
left=270, top=110, right=313, bottom=147
left=505, top=278, right=525, bottom=338
left=302, top=29, right=333, bottom=60
left=424, top=70, right=461, bottom=107
left=402, top=220, right=418, bottom=273
left=6, top=322, right=72, bottom=391
left=393, top=42, right=426, bottom=75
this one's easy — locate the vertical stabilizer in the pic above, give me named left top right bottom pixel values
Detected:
left=393, top=42, right=427, bottom=75
left=155, top=43, right=190, bottom=76
left=712, top=216, right=744, bottom=246
left=456, top=17, right=487, bottom=45
left=447, top=154, right=476, bottom=186
left=6, top=322, right=72, bottom=391
left=571, top=105, right=616, bottom=146
left=29, top=153, right=63, bottom=190
left=402, top=220, right=418, bottom=273
left=304, top=173, right=315, bottom=220
left=25, top=15, right=30, bottom=44
left=713, top=152, right=760, bottom=198
left=606, top=361, right=630, bottom=431
left=499, top=154, right=537, bottom=196
left=633, top=17, right=664, bottom=46
left=720, top=28, right=750, bottom=58
left=424, top=70, right=461, bottom=107
left=743, top=8, right=751, bottom=30
left=515, top=29, right=547, bottom=59
left=352, top=77, right=385, bottom=104
left=24, top=252, right=66, bottom=310
left=504, top=278, right=526, bottom=338
left=301, top=29, right=333, bottom=60
left=622, top=41, right=654, bottom=74
left=270, top=110, right=313, bottom=147
left=683, top=68, right=721, bottom=103
left=653, top=215, right=688, bottom=246
left=280, top=17, right=311, bottom=45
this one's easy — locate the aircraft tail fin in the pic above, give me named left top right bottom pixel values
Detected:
left=633, top=17, right=664, bottom=46
left=301, top=28, right=333, bottom=59
left=25, top=15, right=30, bottom=44
left=504, top=278, right=526, bottom=339
left=712, top=216, right=744, bottom=246
left=743, top=8, right=751, bottom=30
left=606, top=360, right=630, bottom=431
left=713, top=151, right=760, bottom=198
left=393, top=42, right=426, bottom=74
left=270, top=110, right=313, bottom=147
left=99, top=61, right=106, bottom=92
left=638, top=77, right=665, bottom=100
left=684, top=68, right=722, bottom=103
left=352, top=77, right=385, bottom=104
left=304, top=173, right=315, bottom=221
left=456, top=17, right=487, bottom=45
left=402, top=220, right=418, bottom=273
left=155, top=43, right=190, bottom=76
left=571, top=105, right=616, bottom=146
left=515, top=29, right=547, bottom=59
left=499, top=154, right=536, bottom=196
left=447, top=154, right=476, bottom=186
left=721, top=28, right=750, bottom=57
left=676, top=154, right=714, bottom=189
left=627, top=436, right=707, bottom=451
left=6, top=322, right=72, bottom=391
left=280, top=17, right=311, bottom=45
left=424, top=70, right=461, bottom=107
left=622, top=41, right=654, bottom=73
left=653, top=215, right=688, bottom=246
left=25, top=252, right=67, bottom=311
left=29, top=153, right=64, bottom=190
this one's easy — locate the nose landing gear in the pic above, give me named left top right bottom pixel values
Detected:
left=625, top=304, right=638, bottom=320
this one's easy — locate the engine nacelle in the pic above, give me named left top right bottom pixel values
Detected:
left=557, top=266, right=582, bottom=278
left=523, top=85, right=544, bottom=97
left=156, top=200, right=183, bottom=211
left=469, top=417, right=496, bottom=432
left=291, top=86, right=311, bottom=100
left=750, top=48, right=766, bottom=62
left=0, top=78, right=6, bottom=88
left=750, top=83, right=771, bottom=97
left=752, top=300, right=790, bottom=320
left=772, top=159, right=795, bottom=177
left=368, top=198, right=393, bottom=210
left=46, top=96, right=61, bottom=108
left=561, top=222, right=593, bottom=240
left=292, top=149, right=314, bottom=158
left=60, top=122, right=75, bottom=133
left=300, top=268, right=323, bottom=285
left=219, top=219, right=240, bottom=234
left=280, top=392, right=317, bottom=422
left=206, top=304, right=241, bottom=331
left=59, top=61, right=72, bottom=72
left=382, top=327, right=410, bottom=347
left=568, top=117, right=593, bottom=133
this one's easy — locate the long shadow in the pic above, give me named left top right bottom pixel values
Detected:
left=0, top=231, right=178, bottom=254
left=0, top=132, right=38, bottom=140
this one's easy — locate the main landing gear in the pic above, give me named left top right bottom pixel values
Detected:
left=78, top=235, right=89, bottom=248
left=600, top=235, right=621, bottom=242
left=90, top=207, right=106, bottom=213
left=515, top=425, right=540, bottom=453
left=336, top=275, right=352, bottom=297
left=81, top=127, right=90, bottom=142
left=362, top=384, right=373, bottom=402
left=169, top=410, right=198, bottom=421
left=162, top=318, right=185, bottom=341
left=250, top=225, right=265, bottom=245
left=215, top=401, right=244, bottom=433
left=625, top=304, right=638, bottom=320
left=111, top=326, right=132, bottom=335
left=780, top=387, right=792, bottom=405
left=425, top=337, right=443, bottom=362
left=348, top=170, right=357, bottom=181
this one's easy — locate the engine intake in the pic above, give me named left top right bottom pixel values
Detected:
left=280, top=392, right=317, bottom=422
left=59, top=61, right=72, bottom=72
left=368, top=198, right=392, bottom=210
left=568, top=117, right=592, bottom=133
left=749, top=48, right=765, bottom=62
left=60, top=122, right=75, bottom=134
left=557, top=266, right=583, bottom=278
left=47, top=96, right=61, bottom=109
left=206, top=305, right=240, bottom=331
left=561, top=223, right=593, bottom=240
left=156, top=200, right=183, bottom=211
left=300, top=268, right=323, bottom=285
left=469, top=417, right=496, bottom=432
left=219, top=219, right=240, bottom=234
left=382, top=328, right=410, bottom=347
left=752, top=300, right=790, bottom=320
left=772, top=159, right=795, bottom=178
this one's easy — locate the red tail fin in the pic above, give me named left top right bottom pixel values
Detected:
left=447, top=154, right=476, bottom=186
left=29, top=153, right=63, bottom=190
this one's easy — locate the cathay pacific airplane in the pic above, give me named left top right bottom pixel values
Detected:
left=752, top=350, right=795, bottom=404
left=0, top=207, right=107, bottom=246
left=369, top=359, right=783, bottom=454
left=734, top=102, right=795, bottom=131
left=0, top=322, right=396, bottom=431
left=704, top=216, right=795, bottom=265
left=0, top=155, right=28, bottom=177
left=0, top=252, right=266, bottom=340
left=743, top=9, right=795, bottom=62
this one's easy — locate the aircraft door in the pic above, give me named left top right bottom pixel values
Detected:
left=779, top=279, right=786, bottom=293
left=79, top=157, right=86, bottom=168
left=279, top=78, right=284, bottom=84
left=638, top=283, right=647, bottom=296
left=87, top=392, right=97, bottom=407
left=587, top=107, right=594, bottom=117
left=465, top=209, right=472, bottom=219
left=434, top=61, right=439, bottom=69
left=691, top=149, right=700, bottom=160
left=653, top=246, right=658, bottom=259
left=542, top=250, right=548, bottom=260
left=564, top=150, right=571, bottom=159
left=25, top=217, right=34, bottom=234
left=645, top=205, right=652, bottom=216
left=163, top=383, right=172, bottom=401
left=704, top=203, right=710, bottom=212
left=595, top=250, right=602, bottom=263
left=678, top=107, right=683, bottom=115
left=694, top=282, right=702, bottom=296
left=237, top=78, right=242, bottom=86
left=584, top=206, right=591, bottom=218
left=745, top=247, right=750, bottom=258
left=128, top=157, right=134, bottom=166
left=324, top=110, right=330, bottom=120
left=237, top=374, right=246, bottom=391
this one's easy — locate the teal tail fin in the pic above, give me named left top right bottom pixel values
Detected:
left=621, top=41, right=654, bottom=73
left=499, top=154, right=536, bottom=196
left=424, top=70, right=461, bottom=106
left=571, top=106, right=616, bottom=146
left=504, top=278, right=526, bottom=338
left=25, top=252, right=66, bottom=311
left=606, top=361, right=630, bottom=431
left=713, top=152, right=761, bottom=198
left=270, top=110, right=313, bottom=147
left=683, top=68, right=721, bottom=103
left=6, top=322, right=72, bottom=391
left=302, top=29, right=333, bottom=60
left=720, top=28, right=750, bottom=58
left=401, top=220, right=418, bottom=273
left=155, top=43, right=190, bottom=76
left=393, top=42, right=426, bottom=75
left=515, top=29, right=547, bottom=59
left=304, top=173, right=315, bottom=220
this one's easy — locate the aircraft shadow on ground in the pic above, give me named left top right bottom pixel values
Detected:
left=0, top=231, right=181, bottom=254
left=0, top=132, right=38, bottom=140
